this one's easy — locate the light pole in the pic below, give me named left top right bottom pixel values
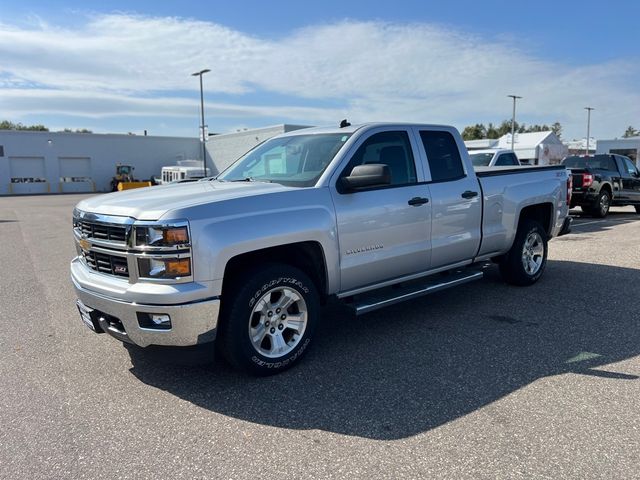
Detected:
left=585, top=107, right=594, bottom=156
left=508, top=95, right=522, bottom=151
left=192, top=69, right=211, bottom=175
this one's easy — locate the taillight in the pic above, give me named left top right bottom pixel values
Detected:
left=582, top=173, right=594, bottom=188
left=567, top=175, right=572, bottom=203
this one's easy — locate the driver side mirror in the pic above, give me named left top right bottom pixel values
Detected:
left=340, top=164, right=391, bottom=191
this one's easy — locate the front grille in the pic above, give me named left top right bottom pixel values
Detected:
left=81, top=250, right=129, bottom=278
left=77, top=220, right=127, bottom=243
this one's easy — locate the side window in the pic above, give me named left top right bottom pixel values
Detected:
left=495, top=154, right=512, bottom=166
left=623, top=157, right=638, bottom=175
left=495, top=153, right=519, bottom=166
left=420, top=130, right=465, bottom=182
left=341, top=131, right=417, bottom=186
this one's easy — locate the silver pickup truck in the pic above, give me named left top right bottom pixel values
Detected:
left=71, top=123, right=572, bottom=375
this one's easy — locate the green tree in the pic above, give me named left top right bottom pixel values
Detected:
left=462, top=123, right=487, bottom=140
left=486, top=123, right=500, bottom=139
left=0, top=120, right=49, bottom=131
left=551, top=122, right=562, bottom=138
left=623, top=126, right=639, bottom=138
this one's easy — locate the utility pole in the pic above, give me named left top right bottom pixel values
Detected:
left=508, top=95, right=522, bottom=151
left=192, top=69, right=211, bottom=175
left=585, top=107, right=594, bottom=156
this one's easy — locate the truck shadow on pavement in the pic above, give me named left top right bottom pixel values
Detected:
left=567, top=209, right=640, bottom=235
left=126, top=260, right=639, bottom=440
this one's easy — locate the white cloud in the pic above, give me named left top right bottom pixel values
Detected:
left=0, top=88, right=339, bottom=121
left=0, top=14, right=638, bottom=138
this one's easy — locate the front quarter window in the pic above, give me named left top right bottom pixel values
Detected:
left=218, top=133, right=351, bottom=187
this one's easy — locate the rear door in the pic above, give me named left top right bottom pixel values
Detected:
left=617, top=156, right=640, bottom=202
left=330, top=128, right=432, bottom=292
left=414, top=128, right=482, bottom=269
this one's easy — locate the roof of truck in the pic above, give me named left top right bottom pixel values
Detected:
left=278, top=122, right=457, bottom=136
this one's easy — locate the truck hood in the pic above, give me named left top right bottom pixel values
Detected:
left=76, top=181, right=294, bottom=220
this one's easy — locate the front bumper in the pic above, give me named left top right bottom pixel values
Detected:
left=72, top=261, right=220, bottom=348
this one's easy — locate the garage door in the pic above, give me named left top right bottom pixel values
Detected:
left=9, top=156, right=46, bottom=182
left=9, top=156, right=48, bottom=194
left=59, top=157, right=92, bottom=182
left=59, top=156, right=94, bottom=192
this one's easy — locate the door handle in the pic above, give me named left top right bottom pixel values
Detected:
left=408, top=197, right=429, bottom=206
left=461, top=190, right=479, bottom=199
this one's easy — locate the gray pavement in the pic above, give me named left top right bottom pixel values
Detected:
left=0, top=194, right=638, bottom=479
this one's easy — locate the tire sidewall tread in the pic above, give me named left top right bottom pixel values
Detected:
left=217, top=263, right=319, bottom=376
left=499, top=220, right=548, bottom=286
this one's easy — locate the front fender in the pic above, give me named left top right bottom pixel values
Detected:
left=176, top=188, right=340, bottom=296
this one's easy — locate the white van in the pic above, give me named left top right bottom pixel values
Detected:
left=160, top=160, right=209, bottom=184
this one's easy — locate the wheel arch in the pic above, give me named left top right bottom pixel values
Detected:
left=600, top=182, right=613, bottom=196
left=517, top=203, right=554, bottom=238
left=221, top=241, right=329, bottom=301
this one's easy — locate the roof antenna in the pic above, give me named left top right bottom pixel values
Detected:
left=339, top=119, right=351, bottom=128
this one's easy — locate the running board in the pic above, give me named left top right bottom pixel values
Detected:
left=347, top=270, right=484, bottom=316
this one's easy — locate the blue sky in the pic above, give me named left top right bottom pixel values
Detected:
left=1, top=1, right=638, bottom=140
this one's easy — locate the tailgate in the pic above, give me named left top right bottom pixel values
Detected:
left=569, top=168, right=588, bottom=189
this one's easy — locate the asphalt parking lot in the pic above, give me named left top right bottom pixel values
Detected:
left=1, top=194, right=639, bottom=479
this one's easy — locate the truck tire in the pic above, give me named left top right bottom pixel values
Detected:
left=592, top=190, right=611, bottom=218
left=217, top=264, right=319, bottom=376
left=499, top=220, right=548, bottom=286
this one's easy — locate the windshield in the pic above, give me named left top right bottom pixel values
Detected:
left=218, top=133, right=351, bottom=187
left=562, top=155, right=616, bottom=170
left=469, top=152, right=494, bottom=167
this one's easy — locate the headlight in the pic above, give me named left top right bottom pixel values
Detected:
left=135, top=224, right=189, bottom=247
left=138, top=257, right=191, bottom=279
left=134, top=221, right=192, bottom=281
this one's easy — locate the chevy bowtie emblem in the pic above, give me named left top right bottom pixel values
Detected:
left=79, top=238, right=91, bottom=251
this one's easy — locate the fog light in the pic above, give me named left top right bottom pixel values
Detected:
left=137, top=312, right=172, bottom=330
left=151, top=314, right=171, bottom=326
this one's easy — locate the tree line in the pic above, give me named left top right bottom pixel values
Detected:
left=0, top=120, right=91, bottom=133
left=462, top=120, right=562, bottom=141
left=623, top=126, right=639, bottom=138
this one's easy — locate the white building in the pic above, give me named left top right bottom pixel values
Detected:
left=596, top=137, right=640, bottom=166
left=0, top=131, right=201, bottom=195
left=465, top=131, right=568, bottom=165
left=496, top=131, right=567, bottom=165
left=564, top=138, right=596, bottom=156
left=206, top=124, right=311, bottom=172
left=464, top=139, right=499, bottom=150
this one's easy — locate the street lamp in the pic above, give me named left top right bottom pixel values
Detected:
left=508, top=95, right=522, bottom=151
left=192, top=68, right=211, bottom=175
left=585, top=107, right=594, bottom=156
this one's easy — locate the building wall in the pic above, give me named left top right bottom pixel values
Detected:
left=206, top=124, right=310, bottom=172
left=597, top=138, right=640, bottom=166
left=0, top=131, right=201, bottom=194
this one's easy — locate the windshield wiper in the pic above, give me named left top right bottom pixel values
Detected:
left=229, top=177, right=272, bottom=183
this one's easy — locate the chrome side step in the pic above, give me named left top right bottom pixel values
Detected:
left=347, top=270, right=484, bottom=316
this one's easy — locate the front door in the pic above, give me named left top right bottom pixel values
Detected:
left=618, top=156, right=640, bottom=202
left=330, top=129, right=432, bottom=293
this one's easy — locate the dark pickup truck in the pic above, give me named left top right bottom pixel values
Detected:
left=563, top=154, right=640, bottom=217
